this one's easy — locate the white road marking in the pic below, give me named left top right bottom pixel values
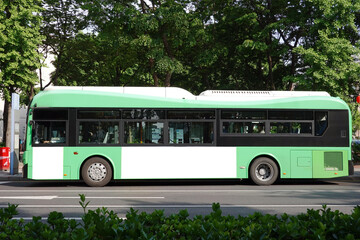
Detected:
left=0, top=196, right=57, bottom=200
left=0, top=196, right=164, bottom=200
left=60, top=196, right=164, bottom=199
left=0, top=189, right=359, bottom=193
left=0, top=204, right=357, bottom=208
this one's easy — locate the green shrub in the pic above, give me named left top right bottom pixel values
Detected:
left=0, top=195, right=359, bottom=239
left=352, top=143, right=360, bottom=163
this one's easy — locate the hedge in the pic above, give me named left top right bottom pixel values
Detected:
left=0, top=194, right=359, bottom=239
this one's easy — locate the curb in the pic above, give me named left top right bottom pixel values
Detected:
left=0, top=161, right=23, bottom=180
left=0, top=176, right=24, bottom=181
left=0, top=174, right=360, bottom=182
left=1, top=165, right=360, bottom=182
left=0, top=171, right=23, bottom=181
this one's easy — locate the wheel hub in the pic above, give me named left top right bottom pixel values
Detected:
left=88, top=163, right=107, bottom=182
left=255, top=163, right=273, bottom=181
left=259, top=168, right=266, bottom=176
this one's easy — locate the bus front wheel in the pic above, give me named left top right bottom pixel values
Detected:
left=82, top=157, right=112, bottom=187
left=249, top=157, right=278, bottom=185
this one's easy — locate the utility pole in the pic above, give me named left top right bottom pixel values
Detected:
left=10, top=93, right=19, bottom=175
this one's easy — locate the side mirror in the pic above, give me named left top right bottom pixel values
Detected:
left=29, top=120, right=35, bottom=126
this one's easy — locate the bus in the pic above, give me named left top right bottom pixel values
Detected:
left=22, top=86, right=354, bottom=186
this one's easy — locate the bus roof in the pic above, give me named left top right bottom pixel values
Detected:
left=33, top=86, right=348, bottom=110
left=44, top=86, right=330, bottom=100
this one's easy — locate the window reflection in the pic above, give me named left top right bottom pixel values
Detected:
left=78, top=110, right=120, bottom=119
left=168, top=111, right=215, bottom=119
left=169, top=122, right=213, bottom=144
left=221, top=111, right=266, bottom=120
left=123, top=110, right=164, bottom=120
left=222, top=122, right=265, bottom=134
left=79, top=122, right=119, bottom=144
left=124, top=122, right=164, bottom=144
left=33, top=121, right=66, bottom=144
left=270, top=122, right=312, bottom=134
left=315, top=112, right=328, bottom=136
left=269, top=111, right=313, bottom=120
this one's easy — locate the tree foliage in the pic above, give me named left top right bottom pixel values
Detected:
left=2, top=199, right=360, bottom=239
left=0, top=0, right=43, bottom=145
left=40, top=0, right=86, bottom=88
left=40, top=0, right=360, bottom=132
left=0, top=0, right=359, bottom=143
left=0, top=0, right=43, bottom=101
left=42, top=0, right=360, bottom=97
left=3, top=0, right=359, bottom=97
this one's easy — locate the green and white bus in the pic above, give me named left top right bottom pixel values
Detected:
left=22, top=87, right=354, bottom=186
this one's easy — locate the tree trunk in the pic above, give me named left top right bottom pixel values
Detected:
left=266, top=30, right=275, bottom=90
left=162, top=33, right=174, bottom=87
left=39, top=59, right=44, bottom=90
left=288, top=52, right=298, bottom=90
left=165, top=71, right=172, bottom=87
left=44, top=47, right=63, bottom=89
left=153, top=74, right=159, bottom=87
left=256, top=59, right=264, bottom=89
left=2, top=100, right=8, bottom=145
left=3, top=99, right=11, bottom=148
left=28, top=84, right=35, bottom=102
left=267, top=53, right=275, bottom=90
left=149, top=58, right=159, bottom=86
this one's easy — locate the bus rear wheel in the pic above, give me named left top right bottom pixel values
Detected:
left=250, top=157, right=278, bottom=185
left=82, top=157, right=112, bottom=187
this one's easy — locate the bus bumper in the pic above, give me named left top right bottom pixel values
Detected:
left=349, top=160, right=354, bottom=176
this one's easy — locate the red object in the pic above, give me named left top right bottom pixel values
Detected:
left=356, top=96, right=360, bottom=103
left=0, top=147, right=10, bottom=171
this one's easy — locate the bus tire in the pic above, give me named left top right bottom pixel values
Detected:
left=250, top=157, right=278, bottom=185
left=81, top=157, right=112, bottom=187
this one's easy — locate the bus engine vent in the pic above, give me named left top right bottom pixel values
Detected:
left=324, top=152, right=343, bottom=171
left=199, top=90, right=330, bottom=98
left=200, top=90, right=271, bottom=96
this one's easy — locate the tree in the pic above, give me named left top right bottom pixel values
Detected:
left=56, top=0, right=201, bottom=87
left=40, top=0, right=86, bottom=89
left=56, top=33, right=141, bottom=86
left=289, top=0, right=360, bottom=99
left=188, top=0, right=290, bottom=91
left=0, top=0, right=43, bottom=146
left=48, top=0, right=360, bottom=100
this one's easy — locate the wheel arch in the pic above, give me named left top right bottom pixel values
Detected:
left=79, top=155, right=114, bottom=180
left=248, top=154, right=281, bottom=178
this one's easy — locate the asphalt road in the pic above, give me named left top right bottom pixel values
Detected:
left=0, top=178, right=360, bottom=220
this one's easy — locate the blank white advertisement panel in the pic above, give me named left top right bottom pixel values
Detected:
left=121, top=147, right=237, bottom=179
left=32, top=147, right=63, bottom=179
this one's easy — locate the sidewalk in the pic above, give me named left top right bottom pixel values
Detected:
left=0, top=161, right=23, bottom=181
left=0, top=163, right=360, bottom=182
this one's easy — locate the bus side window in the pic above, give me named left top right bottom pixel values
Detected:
left=79, top=121, right=120, bottom=144
left=32, top=109, right=68, bottom=145
left=169, top=122, right=214, bottom=144
left=222, top=122, right=265, bottom=134
left=269, top=122, right=312, bottom=135
left=124, top=121, right=164, bottom=144
left=315, top=112, right=328, bottom=136
left=33, top=121, right=66, bottom=144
